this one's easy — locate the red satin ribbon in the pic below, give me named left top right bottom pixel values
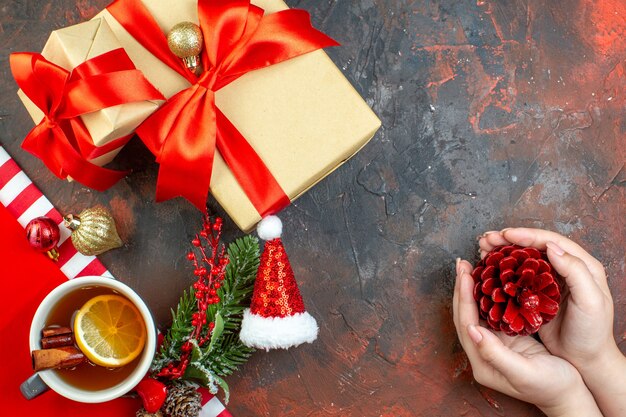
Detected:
left=107, top=0, right=338, bottom=214
left=10, top=48, right=165, bottom=190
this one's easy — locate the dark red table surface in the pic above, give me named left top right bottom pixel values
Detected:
left=1, top=1, right=624, bottom=416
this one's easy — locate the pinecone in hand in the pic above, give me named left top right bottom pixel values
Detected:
left=136, top=409, right=163, bottom=417
left=472, top=245, right=561, bottom=336
left=163, top=385, right=202, bottom=417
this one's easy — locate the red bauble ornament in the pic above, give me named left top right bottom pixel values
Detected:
left=135, top=377, right=168, bottom=413
left=472, top=245, right=562, bottom=336
left=25, top=217, right=60, bottom=261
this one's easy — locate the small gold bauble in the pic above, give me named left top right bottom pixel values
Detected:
left=64, top=206, right=123, bottom=256
left=167, top=22, right=203, bottom=58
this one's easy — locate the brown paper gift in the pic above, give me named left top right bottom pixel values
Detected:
left=96, top=0, right=381, bottom=231
left=17, top=18, right=161, bottom=167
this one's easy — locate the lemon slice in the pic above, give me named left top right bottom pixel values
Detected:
left=74, top=294, right=146, bottom=368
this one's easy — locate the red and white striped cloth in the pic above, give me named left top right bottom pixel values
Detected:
left=0, top=146, right=232, bottom=417
left=0, top=147, right=111, bottom=278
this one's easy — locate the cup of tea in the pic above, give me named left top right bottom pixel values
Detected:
left=22, top=276, right=156, bottom=403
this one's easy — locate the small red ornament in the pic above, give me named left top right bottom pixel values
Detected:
left=135, top=377, right=168, bottom=413
left=25, top=217, right=60, bottom=261
left=472, top=245, right=562, bottom=336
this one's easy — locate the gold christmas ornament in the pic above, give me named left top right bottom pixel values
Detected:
left=63, top=206, right=123, bottom=256
left=167, top=22, right=204, bottom=76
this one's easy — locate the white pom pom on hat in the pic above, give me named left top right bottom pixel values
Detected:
left=257, top=215, right=282, bottom=241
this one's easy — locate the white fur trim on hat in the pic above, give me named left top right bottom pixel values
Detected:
left=257, top=215, right=282, bottom=241
left=239, top=309, right=318, bottom=351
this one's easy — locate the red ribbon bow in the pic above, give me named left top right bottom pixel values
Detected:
left=107, top=0, right=338, bottom=213
left=10, top=49, right=165, bottom=190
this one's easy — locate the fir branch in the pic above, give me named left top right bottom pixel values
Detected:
left=208, top=332, right=253, bottom=376
left=203, top=235, right=259, bottom=376
left=217, top=235, right=261, bottom=324
left=152, top=233, right=260, bottom=395
left=151, top=288, right=196, bottom=372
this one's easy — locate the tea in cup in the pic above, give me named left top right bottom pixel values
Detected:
left=23, top=276, right=156, bottom=403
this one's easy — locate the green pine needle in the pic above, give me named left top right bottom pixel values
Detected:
left=151, top=235, right=260, bottom=401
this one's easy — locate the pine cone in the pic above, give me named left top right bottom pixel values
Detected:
left=472, top=245, right=561, bottom=336
left=163, top=385, right=202, bottom=417
left=136, top=409, right=163, bottom=417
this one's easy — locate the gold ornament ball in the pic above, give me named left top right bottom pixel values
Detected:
left=64, top=206, right=123, bottom=256
left=167, top=22, right=203, bottom=58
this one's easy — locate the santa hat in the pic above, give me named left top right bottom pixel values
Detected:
left=239, top=216, right=318, bottom=350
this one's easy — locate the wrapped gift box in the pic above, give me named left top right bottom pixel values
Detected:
left=17, top=18, right=161, bottom=167
left=96, top=0, right=381, bottom=231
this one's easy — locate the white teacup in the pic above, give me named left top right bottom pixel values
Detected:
left=24, top=276, right=156, bottom=403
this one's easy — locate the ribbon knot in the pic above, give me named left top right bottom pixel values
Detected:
left=108, top=0, right=338, bottom=215
left=10, top=49, right=165, bottom=190
left=43, top=116, right=58, bottom=129
left=197, top=68, right=219, bottom=91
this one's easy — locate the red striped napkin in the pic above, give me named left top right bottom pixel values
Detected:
left=0, top=146, right=232, bottom=417
left=0, top=148, right=110, bottom=278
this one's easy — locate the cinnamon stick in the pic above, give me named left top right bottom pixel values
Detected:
left=41, top=333, right=75, bottom=349
left=41, top=326, right=72, bottom=338
left=32, top=347, right=85, bottom=371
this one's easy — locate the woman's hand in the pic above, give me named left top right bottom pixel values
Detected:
left=453, top=258, right=602, bottom=417
left=479, top=228, right=626, bottom=417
